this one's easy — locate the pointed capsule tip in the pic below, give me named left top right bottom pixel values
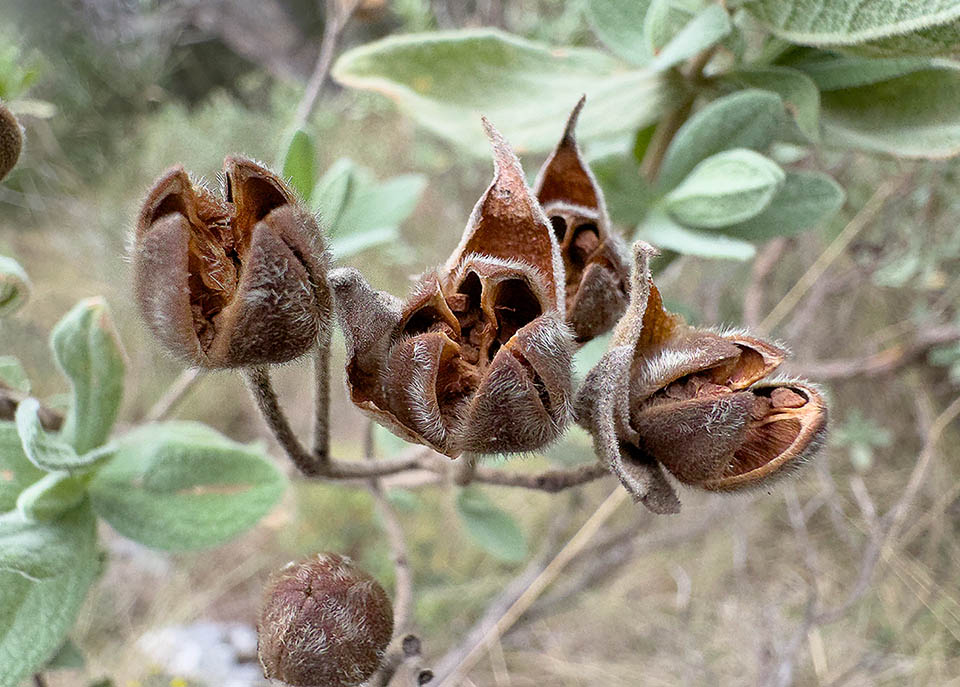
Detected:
left=632, top=240, right=659, bottom=267
left=562, top=95, right=587, bottom=143
left=480, top=116, right=525, bottom=184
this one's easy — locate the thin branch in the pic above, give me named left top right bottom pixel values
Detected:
left=33, top=674, right=47, bottom=687
left=639, top=98, right=693, bottom=183
left=759, top=177, right=908, bottom=334
left=743, top=238, right=787, bottom=329
left=143, top=367, right=202, bottom=423
left=453, top=453, right=478, bottom=487
left=375, top=635, right=434, bottom=687
left=313, top=332, right=332, bottom=468
left=639, top=44, right=717, bottom=183
left=365, top=420, right=415, bottom=635
left=814, top=391, right=960, bottom=626
left=528, top=499, right=733, bottom=621
left=244, top=365, right=611, bottom=489
left=244, top=366, right=319, bottom=475
left=293, top=0, right=363, bottom=129
left=788, top=324, right=960, bottom=380
left=433, top=493, right=583, bottom=682
left=436, top=488, right=629, bottom=686
left=470, top=462, right=610, bottom=492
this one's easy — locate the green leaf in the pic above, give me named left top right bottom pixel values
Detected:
left=637, top=209, right=756, bottom=260
left=332, top=227, right=400, bottom=258
left=785, top=50, right=944, bottom=90
left=314, top=160, right=427, bottom=259
left=841, top=20, right=960, bottom=58
left=543, top=424, right=599, bottom=467
left=644, top=0, right=697, bottom=54
left=589, top=153, right=657, bottom=226
left=45, top=638, right=85, bottom=670
left=657, top=89, right=785, bottom=190
left=721, top=171, right=845, bottom=240
left=0, top=502, right=96, bottom=580
left=280, top=128, right=316, bottom=202
left=0, top=517, right=98, bottom=687
left=332, top=29, right=672, bottom=155
left=313, top=158, right=357, bottom=229
left=743, top=0, right=960, bottom=47
left=16, top=472, right=87, bottom=522
left=664, top=149, right=785, bottom=229
left=0, top=422, right=43, bottom=511
left=724, top=66, right=821, bottom=142
left=650, top=4, right=732, bottom=71
left=821, top=68, right=960, bottom=159
left=88, top=422, right=285, bottom=551
left=574, top=333, right=612, bottom=380
left=0, top=356, right=29, bottom=393
left=336, top=174, right=427, bottom=240
left=386, top=488, right=421, bottom=512
left=585, top=0, right=654, bottom=65
left=455, top=486, right=528, bottom=563
left=50, top=298, right=125, bottom=454
left=15, top=399, right=84, bottom=472
left=0, top=255, right=30, bottom=317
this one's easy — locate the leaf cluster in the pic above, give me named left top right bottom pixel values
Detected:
left=0, top=299, right=285, bottom=686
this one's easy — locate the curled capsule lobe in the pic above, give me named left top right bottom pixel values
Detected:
left=576, top=242, right=828, bottom=513
left=133, top=157, right=331, bottom=368
left=332, top=121, right=573, bottom=457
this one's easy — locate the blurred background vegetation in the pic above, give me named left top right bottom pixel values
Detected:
left=2, top=0, right=960, bottom=685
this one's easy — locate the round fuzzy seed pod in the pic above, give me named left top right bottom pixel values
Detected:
left=0, top=101, right=23, bottom=182
left=258, top=553, right=394, bottom=687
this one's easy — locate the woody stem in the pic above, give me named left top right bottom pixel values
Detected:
left=312, top=326, right=332, bottom=467
left=639, top=44, right=719, bottom=183
left=244, top=366, right=320, bottom=476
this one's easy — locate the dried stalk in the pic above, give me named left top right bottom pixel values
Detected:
left=143, top=367, right=202, bottom=422
left=243, top=364, right=610, bottom=490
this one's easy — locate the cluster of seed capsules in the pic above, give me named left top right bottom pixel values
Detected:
left=132, top=97, right=827, bottom=516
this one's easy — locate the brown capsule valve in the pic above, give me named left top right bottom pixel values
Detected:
left=576, top=242, right=828, bottom=513
left=258, top=553, right=394, bottom=687
left=133, top=156, right=331, bottom=368
left=533, top=96, right=630, bottom=344
left=331, top=119, right=573, bottom=457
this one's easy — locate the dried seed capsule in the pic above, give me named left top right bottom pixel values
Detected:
left=575, top=242, right=828, bottom=513
left=133, top=157, right=331, bottom=368
left=533, top=96, right=630, bottom=343
left=0, top=101, right=22, bottom=182
left=258, top=553, right=394, bottom=687
left=332, top=120, right=574, bottom=457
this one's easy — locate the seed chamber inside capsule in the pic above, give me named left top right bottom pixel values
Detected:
left=400, top=267, right=546, bottom=421
left=724, top=386, right=810, bottom=478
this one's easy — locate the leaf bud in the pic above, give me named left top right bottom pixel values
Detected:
left=0, top=101, right=22, bottom=182
left=257, top=553, right=394, bottom=687
left=133, top=157, right=331, bottom=368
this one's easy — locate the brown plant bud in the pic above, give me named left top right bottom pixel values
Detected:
left=258, top=553, right=394, bottom=687
left=0, top=101, right=23, bottom=182
left=533, top=96, right=630, bottom=344
left=575, top=242, right=827, bottom=513
left=331, top=120, right=573, bottom=457
left=133, top=156, right=331, bottom=368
